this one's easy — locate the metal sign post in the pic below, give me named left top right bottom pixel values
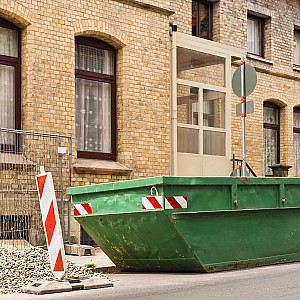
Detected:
left=232, top=60, right=257, bottom=177
left=241, top=59, right=246, bottom=177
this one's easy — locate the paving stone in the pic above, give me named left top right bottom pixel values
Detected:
left=21, top=280, right=72, bottom=295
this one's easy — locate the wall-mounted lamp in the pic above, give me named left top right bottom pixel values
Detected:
left=169, top=20, right=177, bottom=32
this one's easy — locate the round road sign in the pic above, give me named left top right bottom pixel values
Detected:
left=232, top=64, right=257, bottom=97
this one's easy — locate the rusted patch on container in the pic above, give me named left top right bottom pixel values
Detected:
left=110, top=218, right=130, bottom=233
left=99, top=218, right=104, bottom=225
left=240, top=177, right=249, bottom=185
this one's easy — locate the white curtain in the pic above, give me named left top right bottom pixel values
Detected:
left=0, top=27, right=18, bottom=57
left=75, top=43, right=114, bottom=153
left=247, top=18, right=261, bottom=55
left=0, top=27, right=17, bottom=145
left=294, top=112, right=300, bottom=175
left=75, top=44, right=114, bottom=75
left=264, top=128, right=277, bottom=176
left=0, top=65, right=15, bottom=144
left=75, top=78, right=111, bottom=153
left=294, top=31, right=300, bottom=66
left=264, top=106, right=279, bottom=175
left=294, top=132, right=300, bottom=176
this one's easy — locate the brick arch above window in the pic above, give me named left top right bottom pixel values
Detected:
left=0, top=1, right=34, bottom=28
left=263, top=98, right=287, bottom=108
left=74, top=19, right=127, bottom=49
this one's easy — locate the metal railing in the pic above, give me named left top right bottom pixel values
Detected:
left=231, top=154, right=257, bottom=177
left=0, top=128, right=72, bottom=249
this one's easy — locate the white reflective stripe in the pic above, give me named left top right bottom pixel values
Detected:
left=174, top=196, right=187, bottom=208
left=38, top=174, right=54, bottom=220
left=165, top=196, right=188, bottom=209
left=74, top=204, right=90, bottom=215
left=154, top=196, right=163, bottom=207
left=142, top=197, right=154, bottom=209
left=142, top=196, right=163, bottom=209
left=165, top=200, right=173, bottom=209
left=48, top=224, right=66, bottom=272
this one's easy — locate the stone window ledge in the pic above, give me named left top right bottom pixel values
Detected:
left=0, top=153, right=36, bottom=170
left=247, top=54, right=273, bottom=65
left=74, top=158, right=132, bottom=175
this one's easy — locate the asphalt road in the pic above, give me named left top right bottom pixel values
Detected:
left=2, top=262, right=300, bottom=299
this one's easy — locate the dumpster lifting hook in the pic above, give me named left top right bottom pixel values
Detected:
left=150, top=186, right=158, bottom=196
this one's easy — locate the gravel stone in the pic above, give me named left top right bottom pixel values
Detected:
left=0, top=246, right=111, bottom=294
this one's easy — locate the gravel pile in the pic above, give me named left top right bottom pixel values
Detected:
left=0, top=246, right=110, bottom=294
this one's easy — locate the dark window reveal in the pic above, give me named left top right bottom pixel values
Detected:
left=192, top=0, right=213, bottom=40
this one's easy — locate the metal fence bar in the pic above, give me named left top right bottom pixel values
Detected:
left=0, top=128, right=72, bottom=249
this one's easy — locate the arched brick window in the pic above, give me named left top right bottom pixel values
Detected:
left=75, top=37, right=116, bottom=160
left=0, top=17, right=21, bottom=151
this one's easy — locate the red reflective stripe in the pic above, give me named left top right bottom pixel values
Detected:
left=142, top=204, right=146, bottom=210
left=37, top=175, right=47, bottom=199
left=166, top=196, right=182, bottom=208
left=45, top=201, right=56, bottom=246
left=147, top=196, right=162, bottom=209
left=53, top=249, right=64, bottom=272
left=82, top=203, right=92, bottom=214
left=74, top=206, right=80, bottom=216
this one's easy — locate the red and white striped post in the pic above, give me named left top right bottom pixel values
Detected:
left=36, top=166, right=66, bottom=280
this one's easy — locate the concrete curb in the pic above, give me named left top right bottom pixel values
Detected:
left=21, top=277, right=114, bottom=295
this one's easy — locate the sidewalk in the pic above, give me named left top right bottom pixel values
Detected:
left=66, top=247, right=119, bottom=273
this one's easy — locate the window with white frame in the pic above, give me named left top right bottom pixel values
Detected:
left=176, top=47, right=227, bottom=157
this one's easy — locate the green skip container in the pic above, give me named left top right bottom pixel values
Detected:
left=67, top=176, right=300, bottom=272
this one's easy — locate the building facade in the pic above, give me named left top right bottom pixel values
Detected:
left=1, top=0, right=300, bottom=244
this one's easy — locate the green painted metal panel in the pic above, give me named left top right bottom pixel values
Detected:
left=173, top=208, right=300, bottom=271
left=236, top=184, right=280, bottom=209
left=284, top=185, right=300, bottom=207
left=162, top=184, right=231, bottom=212
left=68, top=176, right=300, bottom=272
left=77, top=211, right=204, bottom=272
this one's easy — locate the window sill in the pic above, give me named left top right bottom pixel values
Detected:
left=247, top=54, right=273, bottom=65
left=74, top=158, right=132, bottom=175
left=0, top=153, right=36, bottom=170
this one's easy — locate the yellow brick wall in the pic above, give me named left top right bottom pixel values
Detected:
left=0, top=0, right=174, bottom=242
left=0, top=0, right=173, bottom=187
